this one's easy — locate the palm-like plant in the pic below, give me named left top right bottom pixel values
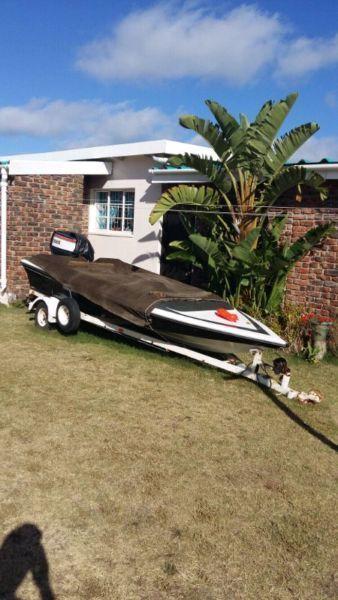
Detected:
left=149, top=94, right=335, bottom=312
left=150, top=93, right=327, bottom=238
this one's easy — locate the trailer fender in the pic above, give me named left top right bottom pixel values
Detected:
left=28, top=293, right=60, bottom=323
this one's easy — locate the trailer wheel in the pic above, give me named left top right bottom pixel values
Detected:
left=35, top=301, right=50, bottom=330
left=56, top=297, right=81, bottom=334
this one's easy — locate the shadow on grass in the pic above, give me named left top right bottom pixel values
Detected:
left=0, top=523, right=55, bottom=599
left=67, top=321, right=199, bottom=366
left=258, top=384, right=337, bottom=453
left=78, top=321, right=172, bottom=360
left=36, top=318, right=338, bottom=453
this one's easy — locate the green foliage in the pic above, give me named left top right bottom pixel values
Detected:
left=248, top=303, right=304, bottom=351
left=264, top=123, right=320, bottom=176
left=261, top=166, right=327, bottom=208
left=167, top=218, right=334, bottom=312
left=148, top=184, right=219, bottom=226
left=302, top=341, right=321, bottom=363
left=149, top=93, right=334, bottom=313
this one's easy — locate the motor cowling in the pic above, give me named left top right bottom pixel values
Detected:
left=50, top=230, right=94, bottom=262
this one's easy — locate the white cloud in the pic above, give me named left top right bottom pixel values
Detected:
left=76, top=3, right=338, bottom=84
left=278, top=34, right=338, bottom=77
left=76, top=4, right=284, bottom=85
left=0, top=98, right=177, bottom=147
left=291, top=136, right=338, bottom=162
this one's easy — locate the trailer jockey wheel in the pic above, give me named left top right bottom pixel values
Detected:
left=34, top=301, right=50, bottom=330
left=272, top=357, right=289, bottom=376
left=56, top=297, right=81, bottom=334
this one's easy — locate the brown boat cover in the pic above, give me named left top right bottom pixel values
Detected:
left=25, top=254, right=221, bottom=326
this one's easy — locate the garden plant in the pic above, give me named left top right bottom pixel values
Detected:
left=149, top=93, right=335, bottom=313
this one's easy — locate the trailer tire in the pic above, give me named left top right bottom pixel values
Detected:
left=56, top=297, right=80, bottom=334
left=34, top=301, right=50, bottom=330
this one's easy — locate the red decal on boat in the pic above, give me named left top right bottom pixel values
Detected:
left=215, top=308, right=238, bottom=322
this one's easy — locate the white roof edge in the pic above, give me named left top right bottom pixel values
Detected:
left=164, top=140, right=218, bottom=159
left=300, top=163, right=338, bottom=170
left=1, top=139, right=217, bottom=162
left=301, top=163, right=338, bottom=179
left=150, top=164, right=338, bottom=182
left=7, top=159, right=111, bottom=176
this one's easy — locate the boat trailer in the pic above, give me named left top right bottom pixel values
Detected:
left=28, top=291, right=321, bottom=405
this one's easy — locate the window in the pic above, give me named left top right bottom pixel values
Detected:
left=94, top=190, right=135, bottom=233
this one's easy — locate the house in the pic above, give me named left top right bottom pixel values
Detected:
left=0, top=140, right=337, bottom=319
left=0, top=140, right=215, bottom=302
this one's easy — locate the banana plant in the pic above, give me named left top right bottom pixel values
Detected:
left=149, top=93, right=328, bottom=243
left=149, top=93, right=334, bottom=312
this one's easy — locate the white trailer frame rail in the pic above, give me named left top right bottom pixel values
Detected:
left=28, top=291, right=321, bottom=404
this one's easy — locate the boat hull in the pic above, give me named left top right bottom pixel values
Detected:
left=22, top=260, right=286, bottom=355
left=150, top=316, right=283, bottom=355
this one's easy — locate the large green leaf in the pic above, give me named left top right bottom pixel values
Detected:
left=261, top=222, right=334, bottom=312
left=149, top=185, right=220, bottom=225
left=168, top=234, right=228, bottom=296
left=204, top=99, right=240, bottom=140
left=167, top=240, right=203, bottom=268
left=284, top=222, right=335, bottom=264
left=254, top=100, right=273, bottom=124
left=265, top=122, right=320, bottom=175
left=231, top=228, right=261, bottom=265
left=169, top=153, right=232, bottom=195
left=179, top=114, right=230, bottom=159
left=262, top=166, right=328, bottom=207
left=252, top=93, right=298, bottom=144
left=187, top=233, right=225, bottom=271
left=269, top=215, right=288, bottom=240
left=265, top=274, right=288, bottom=312
left=233, top=94, right=299, bottom=171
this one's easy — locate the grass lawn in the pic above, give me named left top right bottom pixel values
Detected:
left=0, top=305, right=337, bottom=599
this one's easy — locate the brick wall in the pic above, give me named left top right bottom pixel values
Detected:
left=272, top=182, right=337, bottom=319
left=6, top=175, right=87, bottom=298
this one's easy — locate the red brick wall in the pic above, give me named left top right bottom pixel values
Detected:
left=272, top=182, right=337, bottom=319
left=6, top=175, right=87, bottom=297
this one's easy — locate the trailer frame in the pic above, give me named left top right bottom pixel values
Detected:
left=27, top=291, right=321, bottom=404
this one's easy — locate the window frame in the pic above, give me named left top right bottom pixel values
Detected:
left=89, top=189, right=135, bottom=236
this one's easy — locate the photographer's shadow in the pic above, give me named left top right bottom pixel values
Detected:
left=0, top=523, right=55, bottom=599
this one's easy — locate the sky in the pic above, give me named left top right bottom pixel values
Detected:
left=0, top=0, right=337, bottom=159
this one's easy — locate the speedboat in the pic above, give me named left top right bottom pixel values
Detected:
left=21, top=231, right=286, bottom=356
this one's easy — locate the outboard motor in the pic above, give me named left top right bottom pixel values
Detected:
left=50, top=230, right=94, bottom=262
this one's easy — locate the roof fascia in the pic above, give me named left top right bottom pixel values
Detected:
left=2, top=139, right=217, bottom=162
left=8, top=159, right=112, bottom=176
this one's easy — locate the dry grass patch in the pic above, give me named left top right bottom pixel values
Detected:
left=0, top=305, right=337, bottom=599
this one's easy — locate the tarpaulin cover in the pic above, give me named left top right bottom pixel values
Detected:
left=24, top=254, right=221, bottom=326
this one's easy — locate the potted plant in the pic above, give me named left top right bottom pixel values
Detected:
left=300, top=312, right=334, bottom=361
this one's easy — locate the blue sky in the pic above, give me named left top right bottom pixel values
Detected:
left=0, top=0, right=337, bottom=158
